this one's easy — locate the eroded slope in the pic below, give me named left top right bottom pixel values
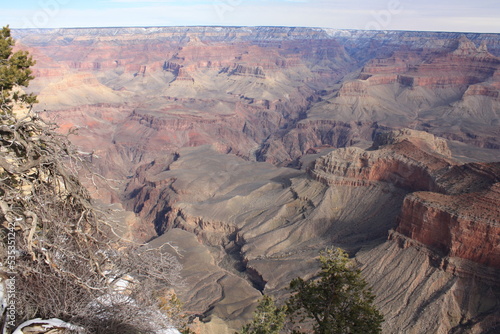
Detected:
left=122, top=129, right=499, bottom=333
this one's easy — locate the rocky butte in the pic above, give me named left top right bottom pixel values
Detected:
left=12, top=27, right=500, bottom=333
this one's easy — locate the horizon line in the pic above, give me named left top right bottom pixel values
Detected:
left=10, top=25, right=500, bottom=36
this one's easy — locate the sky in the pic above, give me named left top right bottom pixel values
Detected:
left=2, top=0, right=500, bottom=34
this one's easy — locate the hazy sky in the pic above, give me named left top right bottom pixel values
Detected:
left=2, top=0, right=500, bottom=33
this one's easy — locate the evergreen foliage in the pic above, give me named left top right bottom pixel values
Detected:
left=239, top=248, right=383, bottom=334
left=0, top=25, right=37, bottom=112
left=287, top=247, right=383, bottom=334
left=240, top=295, right=287, bottom=334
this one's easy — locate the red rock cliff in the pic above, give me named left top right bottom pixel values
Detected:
left=396, top=181, right=500, bottom=269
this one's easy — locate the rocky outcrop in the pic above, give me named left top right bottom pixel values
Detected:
left=396, top=181, right=500, bottom=268
left=373, top=128, right=452, bottom=157
left=336, top=80, right=370, bottom=97
left=356, top=158, right=500, bottom=332
left=355, top=145, right=500, bottom=333
left=328, top=132, right=500, bottom=333
left=228, top=64, right=266, bottom=78
left=257, top=120, right=379, bottom=165
left=463, top=83, right=500, bottom=99
left=310, top=141, right=449, bottom=192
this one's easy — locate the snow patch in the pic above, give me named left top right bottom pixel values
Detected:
left=12, top=318, right=85, bottom=334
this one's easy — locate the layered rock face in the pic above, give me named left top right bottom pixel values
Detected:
left=11, top=27, right=500, bottom=333
left=396, top=167, right=500, bottom=268
left=13, top=27, right=500, bottom=176
left=259, top=34, right=500, bottom=164
left=310, top=128, right=453, bottom=191
left=354, top=133, right=500, bottom=333
left=15, top=27, right=359, bottom=183
left=358, top=231, right=500, bottom=334
left=359, top=171, right=500, bottom=333
left=122, top=129, right=499, bottom=333
left=397, top=189, right=499, bottom=267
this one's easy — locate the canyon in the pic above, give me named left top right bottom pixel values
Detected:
left=11, top=27, right=500, bottom=333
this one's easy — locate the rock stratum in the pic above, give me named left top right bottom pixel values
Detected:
left=11, top=27, right=500, bottom=333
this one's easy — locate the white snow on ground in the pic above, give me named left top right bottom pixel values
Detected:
left=157, top=329, right=181, bottom=334
left=12, top=318, right=181, bottom=333
left=10, top=274, right=181, bottom=333
left=12, top=318, right=85, bottom=333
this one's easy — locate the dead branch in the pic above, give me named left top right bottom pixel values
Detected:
left=1, top=108, right=185, bottom=333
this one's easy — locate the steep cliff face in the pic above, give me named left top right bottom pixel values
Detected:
left=353, top=139, right=500, bottom=333
left=307, top=131, right=500, bottom=333
left=396, top=180, right=500, bottom=268
left=358, top=233, right=500, bottom=334
left=311, top=128, right=453, bottom=189
left=257, top=120, right=378, bottom=165
left=310, top=142, right=448, bottom=192
left=372, top=128, right=452, bottom=157
left=394, top=159, right=500, bottom=270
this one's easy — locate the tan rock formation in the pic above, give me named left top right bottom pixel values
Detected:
left=358, top=232, right=500, bottom=334
left=311, top=143, right=447, bottom=192
left=147, top=229, right=261, bottom=331
left=372, top=128, right=452, bottom=157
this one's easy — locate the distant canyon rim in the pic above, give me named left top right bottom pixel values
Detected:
left=12, top=26, right=500, bottom=333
